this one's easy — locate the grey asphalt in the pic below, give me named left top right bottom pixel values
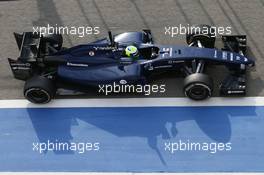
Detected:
left=0, top=0, right=263, bottom=99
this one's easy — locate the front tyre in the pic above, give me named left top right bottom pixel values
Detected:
left=184, top=73, right=213, bottom=100
left=24, top=76, right=56, bottom=104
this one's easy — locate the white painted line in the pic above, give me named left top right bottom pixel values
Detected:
left=0, top=173, right=262, bottom=175
left=0, top=97, right=263, bottom=108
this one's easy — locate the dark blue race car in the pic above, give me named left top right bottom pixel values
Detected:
left=8, top=25, right=254, bottom=103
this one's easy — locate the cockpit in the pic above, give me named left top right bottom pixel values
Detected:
left=138, top=46, right=159, bottom=60
left=119, top=45, right=159, bottom=61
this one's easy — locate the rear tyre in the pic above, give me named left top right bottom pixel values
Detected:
left=186, top=24, right=216, bottom=48
left=24, top=76, right=56, bottom=104
left=184, top=73, right=213, bottom=100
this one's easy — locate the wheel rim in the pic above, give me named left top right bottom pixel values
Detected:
left=25, top=88, right=50, bottom=104
left=186, top=83, right=211, bottom=100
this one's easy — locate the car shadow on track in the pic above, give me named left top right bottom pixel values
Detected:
left=27, top=105, right=257, bottom=165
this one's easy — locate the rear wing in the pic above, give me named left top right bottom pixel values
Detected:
left=8, top=32, right=41, bottom=80
left=14, top=32, right=41, bottom=61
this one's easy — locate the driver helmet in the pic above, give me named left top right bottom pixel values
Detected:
left=125, top=45, right=139, bottom=59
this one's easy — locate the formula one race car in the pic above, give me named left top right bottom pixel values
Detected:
left=8, top=24, right=254, bottom=103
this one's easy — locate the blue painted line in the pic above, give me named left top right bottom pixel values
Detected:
left=0, top=106, right=263, bottom=172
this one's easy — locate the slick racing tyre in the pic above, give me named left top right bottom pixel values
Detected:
left=184, top=73, right=213, bottom=100
left=186, top=24, right=215, bottom=48
left=24, top=76, right=56, bottom=104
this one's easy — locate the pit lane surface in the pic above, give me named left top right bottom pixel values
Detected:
left=0, top=97, right=264, bottom=172
left=0, top=0, right=263, bottom=99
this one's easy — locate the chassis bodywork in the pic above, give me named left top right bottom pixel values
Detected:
left=8, top=29, right=254, bottom=103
